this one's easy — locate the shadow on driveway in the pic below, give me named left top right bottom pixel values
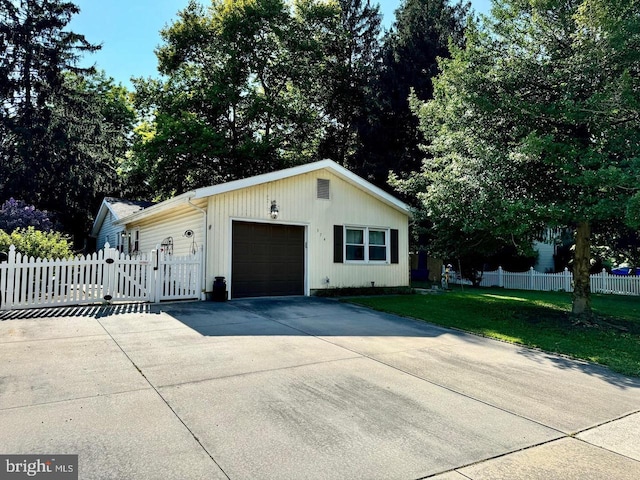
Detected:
left=154, top=296, right=464, bottom=341
left=0, top=302, right=157, bottom=321
left=157, top=296, right=640, bottom=391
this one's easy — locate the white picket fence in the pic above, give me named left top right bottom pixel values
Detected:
left=0, top=243, right=203, bottom=310
left=449, top=266, right=640, bottom=296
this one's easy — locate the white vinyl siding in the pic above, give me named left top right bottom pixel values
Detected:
left=534, top=241, right=556, bottom=273
left=126, top=201, right=206, bottom=258
left=96, top=212, right=122, bottom=251
left=206, top=170, right=408, bottom=292
left=119, top=168, right=409, bottom=294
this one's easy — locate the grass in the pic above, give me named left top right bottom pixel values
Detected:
left=346, top=288, right=640, bottom=377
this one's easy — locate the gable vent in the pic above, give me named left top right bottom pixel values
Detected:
left=317, top=178, right=330, bottom=199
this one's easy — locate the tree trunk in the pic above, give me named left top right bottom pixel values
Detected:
left=572, top=221, right=592, bottom=316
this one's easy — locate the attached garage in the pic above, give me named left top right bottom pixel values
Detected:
left=231, top=221, right=305, bottom=298
left=113, top=159, right=411, bottom=300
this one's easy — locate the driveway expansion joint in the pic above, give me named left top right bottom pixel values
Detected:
left=0, top=333, right=111, bottom=345
left=96, top=316, right=232, bottom=480
left=573, top=408, right=640, bottom=436
left=156, top=354, right=364, bottom=389
left=0, top=387, right=153, bottom=412
left=573, top=436, right=640, bottom=464
left=416, top=437, right=581, bottom=479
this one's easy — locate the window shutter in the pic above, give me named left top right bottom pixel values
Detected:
left=333, top=225, right=343, bottom=263
left=390, top=229, right=399, bottom=264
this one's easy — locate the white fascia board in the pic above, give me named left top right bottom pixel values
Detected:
left=193, top=159, right=411, bottom=216
left=113, top=191, right=196, bottom=226
left=320, top=161, right=411, bottom=215
left=113, top=160, right=411, bottom=226
left=192, top=161, right=332, bottom=198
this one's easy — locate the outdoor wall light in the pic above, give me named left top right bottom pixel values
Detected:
left=270, top=200, right=279, bottom=219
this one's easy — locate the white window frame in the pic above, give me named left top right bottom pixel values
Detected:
left=344, top=226, right=390, bottom=264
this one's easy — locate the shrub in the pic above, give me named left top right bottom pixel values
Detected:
left=313, top=286, right=414, bottom=297
left=0, top=198, right=56, bottom=232
left=0, top=227, right=74, bottom=260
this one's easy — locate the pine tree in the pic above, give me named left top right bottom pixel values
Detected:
left=356, top=0, right=468, bottom=188
left=1, top=1, right=133, bottom=241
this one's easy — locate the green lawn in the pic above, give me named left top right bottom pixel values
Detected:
left=347, top=288, right=640, bottom=377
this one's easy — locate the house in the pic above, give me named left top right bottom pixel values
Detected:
left=90, top=197, right=155, bottom=252
left=533, top=240, right=556, bottom=272
left=105, top=159, right=411, bottom=299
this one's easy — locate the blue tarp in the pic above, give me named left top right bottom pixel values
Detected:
left=611, top=267, right=640, bottom=276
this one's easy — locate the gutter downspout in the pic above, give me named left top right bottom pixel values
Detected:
left=187, top=197, right=207, bottom=300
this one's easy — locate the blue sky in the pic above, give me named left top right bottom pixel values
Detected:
left=70, top=0, right=492, bottom=89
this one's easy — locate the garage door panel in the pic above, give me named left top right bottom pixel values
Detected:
left=232, top=222, right=305, bottom=298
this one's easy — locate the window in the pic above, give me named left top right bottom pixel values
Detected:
left=368, top=230, right=387, bottom=261
left=346, top=228, right=365, bottom=261
left=345, top=227, right=388, bottom=262
left=334, top=226, right=398, bottom=264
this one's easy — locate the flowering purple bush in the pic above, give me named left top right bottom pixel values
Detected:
left=0, top=198, right=56, bottom=232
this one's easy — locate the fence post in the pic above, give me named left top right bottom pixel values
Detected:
left=1, top=245, right=16, bottom=310
left=147, top=248, right=156, bottom=303
left=563, top=267, right=571, bottom=292
left=601, top=268, right=608, bottom=294
left=498, top=266, right=504, bottom=288
left=154, top=245, right=163, bottom=303
left=7, top=245, right=16, bottom=310
left=198, top=245, right=205, bottom=300
left=529, top=267, right=535, bottom=290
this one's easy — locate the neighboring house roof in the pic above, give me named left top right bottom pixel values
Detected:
left=90, top=197, right=155, bottom=237
left=115, top=159, right=411, bottom=226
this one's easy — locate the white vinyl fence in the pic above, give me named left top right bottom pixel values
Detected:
left=449, top=266, right=640, bottom=296
left=0, top=243, right=203, bottom=311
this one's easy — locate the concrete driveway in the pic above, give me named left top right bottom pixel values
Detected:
left=0, top=297, right=639, bottom=479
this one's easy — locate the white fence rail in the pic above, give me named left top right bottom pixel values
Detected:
left=0, top=243, right=203, bottom=311
left=449, top=266, right=640, bottom=296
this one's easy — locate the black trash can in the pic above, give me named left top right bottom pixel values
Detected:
left=212, top=276, right=227, bottom=301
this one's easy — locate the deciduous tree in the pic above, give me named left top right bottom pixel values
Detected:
left=400, top=0, right=640, bottom=316
left=127, top=0, right=341, bottom=199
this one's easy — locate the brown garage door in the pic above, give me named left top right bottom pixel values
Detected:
left=232, top=221, right=305, bottom=298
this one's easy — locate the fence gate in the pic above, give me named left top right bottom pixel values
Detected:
left=0, top=244, right=203, bottom=311
left=155, top=249, right=203, bottom=302
left=102, top=247, right=153, bottom=303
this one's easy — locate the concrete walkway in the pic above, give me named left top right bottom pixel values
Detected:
left=0, top=297, right=639, bottom=479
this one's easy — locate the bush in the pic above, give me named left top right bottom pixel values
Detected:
left=0, top=227, right=74, bottom=260
left=313, top=286, right=414, bottom=297
left=0, top=198, right=56, bottom=232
